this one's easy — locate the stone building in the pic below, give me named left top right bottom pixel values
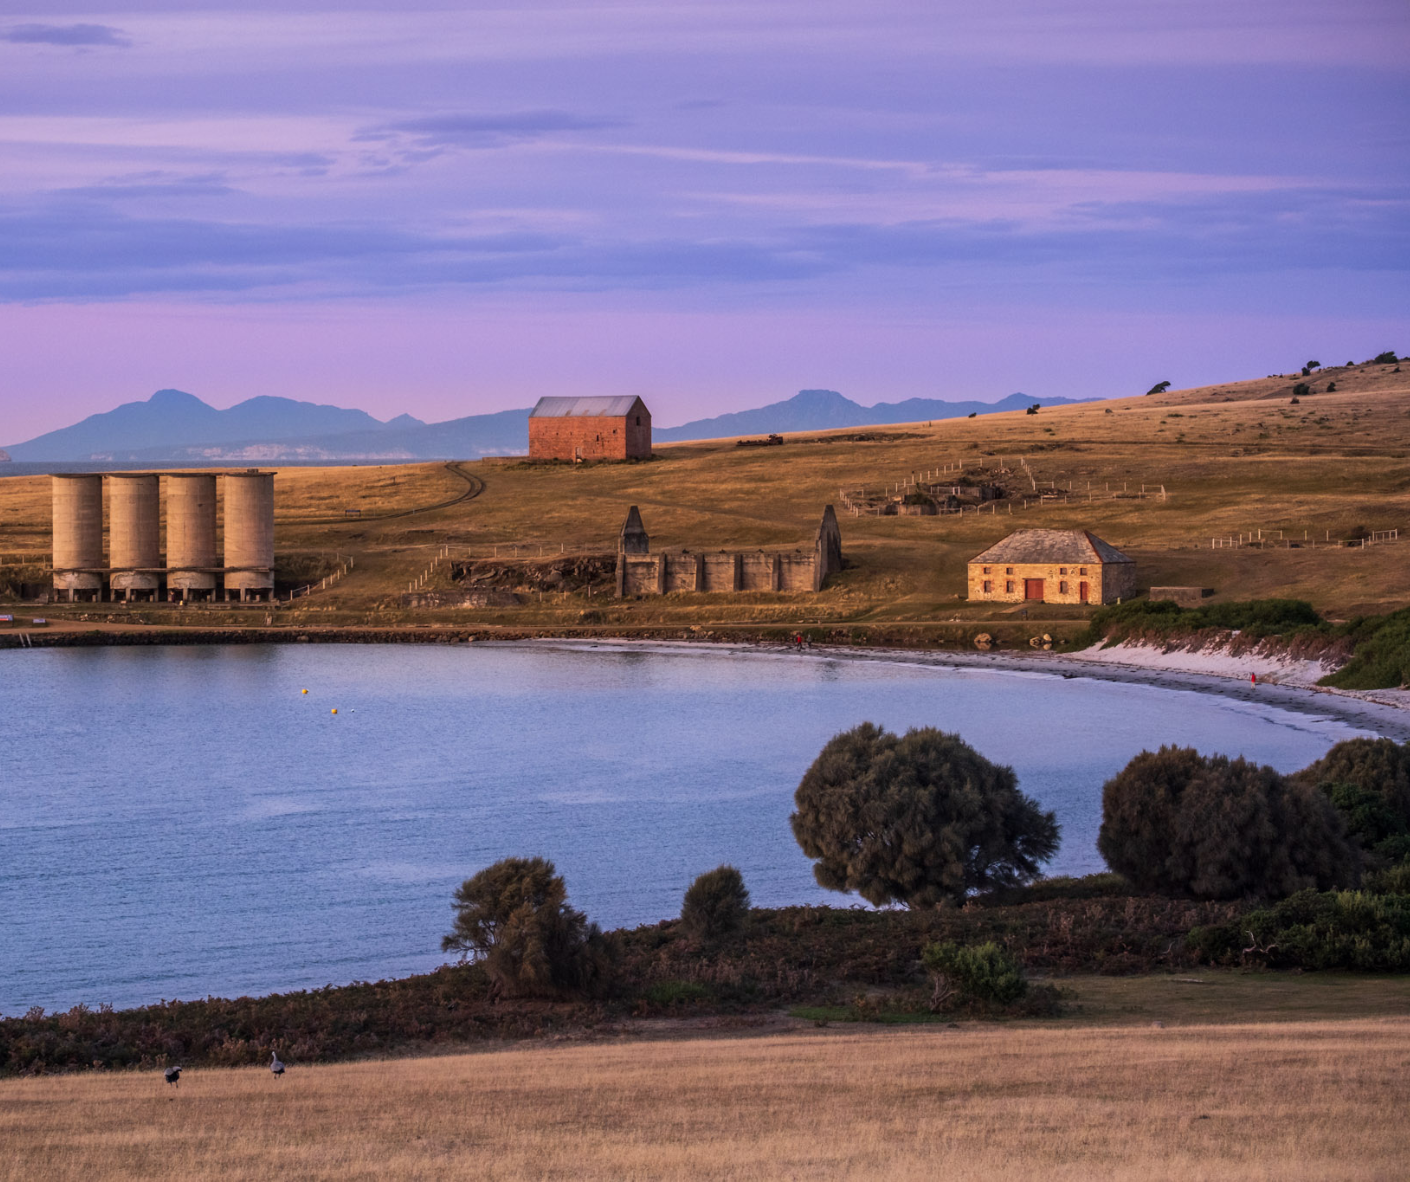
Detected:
left=616, top=505, right=843, bottom=596
left=528, top=396, right=651, bottom=462
left=967, top=529, right=1135, bottom=605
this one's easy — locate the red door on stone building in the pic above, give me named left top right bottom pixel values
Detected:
left=1079, top=581, right=1089, bottom=604
left=1024, top=578, right=1045, bottom=600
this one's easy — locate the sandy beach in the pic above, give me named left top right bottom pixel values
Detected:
left=514, top=637, right=1410, bottom=742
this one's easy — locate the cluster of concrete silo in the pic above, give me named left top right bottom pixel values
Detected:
left=51, top=471, right=275, bottom=603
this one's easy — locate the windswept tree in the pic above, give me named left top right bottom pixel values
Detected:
left=442, top=856, right=613, bottom=998
left=790, top=724, right=1059, bottom=908
left=1099, top=746, right=1359, bottom=899
left=681, top=865, right=751, bottom=940
left=1146, top=381, right=1172, bottom=395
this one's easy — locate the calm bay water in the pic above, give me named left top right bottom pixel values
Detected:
left=0, top=642, right=1372, bottom=1012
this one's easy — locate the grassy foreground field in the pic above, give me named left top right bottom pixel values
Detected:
left=5, top=1017, right=1406, bottom=1181
left=2, top=360, right=1408, bottom=640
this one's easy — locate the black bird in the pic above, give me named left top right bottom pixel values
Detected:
left=164, top=1066, right=181, bottom=1087
left=270, top=1052, right=285, bottom=1077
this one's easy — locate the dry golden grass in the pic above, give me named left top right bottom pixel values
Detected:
left=4, top=1019, right=1407, bottom=1181
left=3, top=360, right=1409, bottom=626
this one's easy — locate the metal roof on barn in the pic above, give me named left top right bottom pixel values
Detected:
left=969, top=529, right=1132, bottom=565
left=529, top=396, right=646, bottom=418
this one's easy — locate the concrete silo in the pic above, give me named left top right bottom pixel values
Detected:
left=165, top=473, right=219, bottom=600
left=108, top=474, right=161, bottom=600
left=51, top=474, right=105, bottom=601
left=222, top=470, right=275, bottom=601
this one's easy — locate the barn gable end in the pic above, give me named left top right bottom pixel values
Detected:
left=528, top=396, right=651, bottom=461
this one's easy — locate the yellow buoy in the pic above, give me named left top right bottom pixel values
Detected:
left=331, top=708, right=338, bottom=715
left=302, top=689, right=308, bottom=695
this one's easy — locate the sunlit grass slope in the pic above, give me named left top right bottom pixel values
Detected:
left=4, top=1018, right=1407, bottom=1181
left=2, top=359, right=1407, bottom=628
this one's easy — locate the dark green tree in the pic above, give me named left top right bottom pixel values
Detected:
left=1099, top=746, right=1359, bottom=899
left=442, top=856, right=612, bottom=998
left=1292, top=738, right=1410, bottom=865
left=681, top=865, right=751, bottom=940
left=790, top=724, right=1059, bottom=907
left=1146, top=381, right=1172, bottom=395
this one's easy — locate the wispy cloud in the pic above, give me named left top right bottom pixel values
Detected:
left=1, top=23, right=130, bottom=48
left=358, top=110, right=621, bottom=150
left=55, top=172, right=236, bottom=200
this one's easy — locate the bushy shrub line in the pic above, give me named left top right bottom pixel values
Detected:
left=1074, top=597, right=1410, bottom=691
left=1319, top=607, right=1410, bottom=690
left=0, top=890, right=1235, bottom=1075
left=1188, top=888, right=1410, bottom=972
left=1076, top=597, right=1325, bottom=650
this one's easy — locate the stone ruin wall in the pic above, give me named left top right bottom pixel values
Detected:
left=616, top=505, right=842, bottom=597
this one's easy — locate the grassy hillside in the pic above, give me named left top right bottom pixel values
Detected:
left=1, top=358, right=1407, bottom=638
left=5, top=1017, right=1408, bottom=1180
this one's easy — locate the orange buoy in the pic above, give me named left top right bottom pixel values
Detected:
left=331, top=708, right=338, bottom=715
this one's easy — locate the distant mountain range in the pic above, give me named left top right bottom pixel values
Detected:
left=654, top=389, right=1082, bottom=441
left=3, top=387, right=1088, bottom=463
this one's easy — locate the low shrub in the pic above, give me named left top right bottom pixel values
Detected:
left=976, top=872, right=1132, bottom=906
left=1188, top=889, right=1410, bottom=971
left=1077, top=597, right=1323, bottom=649
left=643, top=980, right=714, bottom=1007
left=921, top=940, right=1027, bottom=1010
left=273, top=552, right=343, bottom=594
left=681, top=865, right=751, bottom=940
left=1319, top=608, right=1410, bottom=691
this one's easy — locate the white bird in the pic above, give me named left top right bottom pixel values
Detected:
left=270, top=1051, right=285, bottom=1077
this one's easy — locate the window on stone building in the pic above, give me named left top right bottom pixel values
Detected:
left=983, top=580, right=992, bottom=593
left=1005, top=580, right=1014, bottom=593
left=983, top=566, right=990, bottom=574
left=636, top=416, right=642, bottom=425
left=1079, top=567, right=1088, bottom=575
left=1059, top=567, right=1067, bottom=576
left=1005, top=567, right=1014, bottom=575
left=1059, top=581, right=1069, bottom=594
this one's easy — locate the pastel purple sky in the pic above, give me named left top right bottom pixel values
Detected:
left=1, top=0, right=1407, bottom=440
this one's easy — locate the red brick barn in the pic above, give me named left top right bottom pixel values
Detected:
left=528, top=396, right=652, bottom=462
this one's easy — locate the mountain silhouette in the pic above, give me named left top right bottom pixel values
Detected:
left=654, top=389, right=1083, bottom=442
left=3, top=387, right=1086, bottom=463
left=4, top=389, right=417, bottom=461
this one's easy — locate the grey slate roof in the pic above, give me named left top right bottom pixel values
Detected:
left=530, top=396, right=645, bottom=418
left=969, top=529, right=1132, bottom=565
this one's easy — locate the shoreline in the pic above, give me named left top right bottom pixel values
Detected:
left=513, top=636, right=1410, bottom=742
left=4, top=622, right=1406, bottom=739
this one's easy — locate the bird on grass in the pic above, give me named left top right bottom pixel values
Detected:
left=270, top=1052, right=285, bottom=1077
left=164, top=1066, right=181, bottom=1088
